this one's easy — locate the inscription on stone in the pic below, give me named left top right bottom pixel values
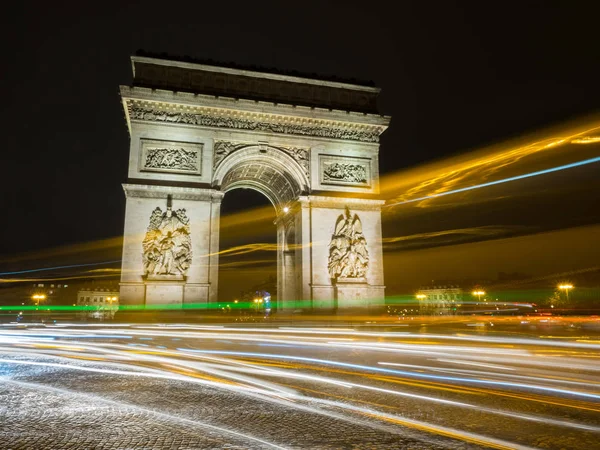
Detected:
left=140, top=139, right=202, bottom=175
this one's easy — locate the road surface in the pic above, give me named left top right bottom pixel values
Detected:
left=1, top=322, right=599, bottom=449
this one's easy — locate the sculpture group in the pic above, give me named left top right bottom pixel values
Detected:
left=328, top=208, right=369, bottom=280
left=142, top=202, right=192, bottom=277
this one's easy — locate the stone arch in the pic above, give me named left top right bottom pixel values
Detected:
left=119, top=56, right=388, bottom=313
left=212, top=145, right=309, bottom=213
left=214, top=145, right=307, bottom=309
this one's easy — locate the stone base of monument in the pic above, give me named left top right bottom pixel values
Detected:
left=334, top=277, right=370, bottom=311
left=144, top=275, right=185, bottom=309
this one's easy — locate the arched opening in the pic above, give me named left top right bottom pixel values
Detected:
left=218, top=188, right=277, bottom=310
left=214, top=145, right=309, bottom=312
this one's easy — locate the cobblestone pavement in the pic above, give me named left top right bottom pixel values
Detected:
left=1, top=323, right=599, bottom=449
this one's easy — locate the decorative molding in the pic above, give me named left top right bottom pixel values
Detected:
left=142, top=202, right=192, bottom=277
left=328, top=207, right=369, bottom=280
left=320, top=155, right=371, bottom=187
left=140, top=139, right=202, bottom=175
left=213, top=140, right=310, bottom=177
left=122, top=184, right=224, bottom=202
left=297, top=195, right=385, bottom=211
left=128, top=103, right=382, bottom=143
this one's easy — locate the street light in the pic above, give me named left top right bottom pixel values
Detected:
left=558, top=284, right=573, bottom=303
left=105, top=296, right=118, bottom=320
left=416, top=294, right=426, bottom=315
left=472, top=290, right=485, bottom=303
left=32, top=294, right=46, bottom=309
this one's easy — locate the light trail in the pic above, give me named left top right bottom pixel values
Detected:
left=4, top=340, right=595, bottom=435
left=385, top=156, right=600, bottom=207
left=1, top=324, right=599, bottom=449
left=176, top=349, right=600, bottom=401
left=0, top=260, right=122, bottom=276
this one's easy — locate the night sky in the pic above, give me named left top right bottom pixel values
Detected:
left=2, top=1, right=599, bottom=296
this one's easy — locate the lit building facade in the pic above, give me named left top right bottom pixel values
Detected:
left=417, top=284, right=464, bottom=315
left=77, top=287, right=119, bottom=320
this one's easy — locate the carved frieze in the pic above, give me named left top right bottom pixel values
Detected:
left=328, top=207, right=369, bottom=280
left=142, top=202, right=192, bottom=277
left=213, top=140, right=310, bottom=177
left=320, top=155, right=371, bottom=187
left=140, top=139, right=202, bottom=175
left=130, top=106, right=381, bottom=143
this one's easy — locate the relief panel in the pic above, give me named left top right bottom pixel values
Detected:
left=319, top=155, right=371, bottom=188
left=140, top=139, right=203, bottom=175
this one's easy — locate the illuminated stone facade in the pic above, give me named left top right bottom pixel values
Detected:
left=417, top=285, right=464, bottom=315
left=77, top=287, right=119, bottom=320
left=119, top=56, right=389, bottom=311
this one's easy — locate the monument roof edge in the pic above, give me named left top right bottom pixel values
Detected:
left=120, top=86, right=391, bottom=127
left=131, top=55, right=381, bottom=94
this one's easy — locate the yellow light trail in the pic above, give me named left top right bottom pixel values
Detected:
left=379, top=118, right=600, bottom=208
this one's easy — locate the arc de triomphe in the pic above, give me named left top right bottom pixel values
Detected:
left=119, top=56, right=390, bottom=311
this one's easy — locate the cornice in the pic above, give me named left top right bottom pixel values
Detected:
left=120, top=86, right=390, bottom=127
left=122, top=183, right=224, bottom=202
left=297, top=195, right=385, bottom=210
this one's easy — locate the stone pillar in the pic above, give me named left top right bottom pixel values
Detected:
left=276, top=221, right=285, bottom=310
left=119, top=184, right=223, bottom=309
left=276, top=218, right=297, bottom=310
left=298, top=200, right=313, bottom=310
left=294, top=195, right=386, bottom=312
left=207, top=194, right=223, bottom=304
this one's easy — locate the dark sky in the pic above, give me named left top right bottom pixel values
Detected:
left=1, top=1, right=599, bottom=286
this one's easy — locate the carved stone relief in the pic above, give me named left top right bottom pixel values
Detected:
left=130, top=106, right=381, bottom=143
left=213, top=140, right=310, bottom=178
left=282, top=146, right=310, bottom=176
left=328, top=207, right=369, bottom=280
left=213, top=141, right=249, bottom=169
left=320, top=156, right=371, bottom=187
left=141, top=139, right=202, bottom=175
left=142, top=201, right=192, bottom=277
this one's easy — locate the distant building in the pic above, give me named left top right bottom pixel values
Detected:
left=77, top=286, right=119, bottom=320
left=30, top=282, right=74, bottom=305
left=417, top=284, right=464, bottom=315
